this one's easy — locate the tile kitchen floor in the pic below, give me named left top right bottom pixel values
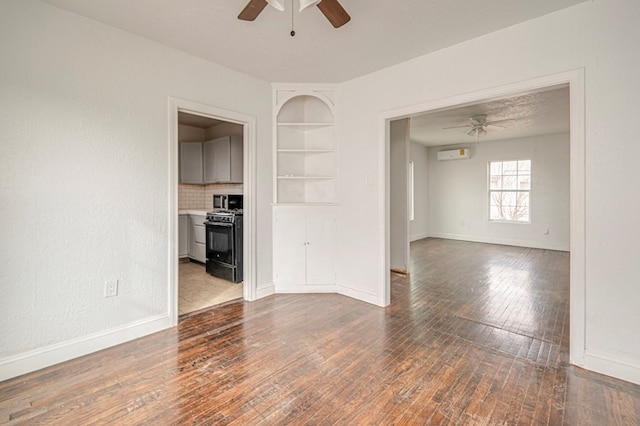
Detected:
left=178, top=261, right=243, bottom=316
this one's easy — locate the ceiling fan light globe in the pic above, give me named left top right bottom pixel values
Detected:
left=266, top=0, right=286, bottom=11
left=299, top=0, right=321, bottom=12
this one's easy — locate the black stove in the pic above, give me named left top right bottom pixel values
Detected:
left=204, top=209, right=243, bottom=283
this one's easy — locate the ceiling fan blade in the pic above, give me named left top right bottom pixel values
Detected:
left=486, top=124, right=506, bottom=130
left=238, top=0, right=268, bottom=21
left=486, top=118, right=517, bottom=125
left=442, top=125, right=471, bottom=130
left=317, top=0, right=351, bottom=28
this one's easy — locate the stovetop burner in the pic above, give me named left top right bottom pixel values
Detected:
left=206, top=209, right=243, bottom=223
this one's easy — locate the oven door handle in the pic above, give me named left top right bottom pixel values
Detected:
left=205, top=221, right=234, bottom=227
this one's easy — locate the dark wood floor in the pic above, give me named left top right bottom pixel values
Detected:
left=2, top=238, right=640, bottom=425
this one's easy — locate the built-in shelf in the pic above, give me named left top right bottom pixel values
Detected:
left=274, top=91, right=336, bottom=205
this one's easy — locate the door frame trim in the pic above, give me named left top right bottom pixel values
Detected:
left=168, top=97, right=257, bottom=326
left=378, top=68, right=586, bottom=366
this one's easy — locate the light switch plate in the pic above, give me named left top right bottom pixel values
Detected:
left=104, top=279, right=118, bottom=297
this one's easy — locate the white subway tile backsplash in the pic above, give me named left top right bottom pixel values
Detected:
left=178, top=183, right=243, bottom=210
left=178, top=184, right=205, bottom=210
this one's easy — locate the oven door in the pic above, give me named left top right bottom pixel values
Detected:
left=205, top=221, right=235, bottom=265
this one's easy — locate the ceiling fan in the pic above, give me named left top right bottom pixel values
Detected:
left=238, top=0, right=351, bottom=29
left=443, top=114, right=514, bottom=138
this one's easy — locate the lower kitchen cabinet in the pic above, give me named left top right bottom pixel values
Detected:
left=273, top=206, right=336, bottom=290
left=188, top=214, right=207, bottom=263
left=179, top=215, right=188, bottom=258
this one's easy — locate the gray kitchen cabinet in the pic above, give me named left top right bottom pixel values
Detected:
left=188, top=214, right=206, bottom=263
left=179, top=215, right=188, bottom=258
left=179, top=142, right=204, bottom=184
left=204, top=135, right=243, bottom=183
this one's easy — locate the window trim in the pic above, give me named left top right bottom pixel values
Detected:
left=487, top=159, right=531, bottom=224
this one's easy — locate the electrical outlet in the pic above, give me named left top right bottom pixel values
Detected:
left=104, top=279, right=118, bottom=297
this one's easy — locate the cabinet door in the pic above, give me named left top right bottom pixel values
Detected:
left=203, top=136, right=243, bottom=183
left=180, top=142, right=203, bottom=183
left=203, top=139, right=229, bottom=183
left=305, top=211, right=336, bottom=285
left=213, top=137, right=231, bottom=182
left=273, top=210, right=307, bottom=286
left=179, top=215, right=188, bottom=257
left=203, top=140, right=216, bottom=183
left=189, top=215, right=206, bottom=263
left=229, top=135, right=243, bottom=183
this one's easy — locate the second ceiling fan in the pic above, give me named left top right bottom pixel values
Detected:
left=443, top=114, right=515, bottom=138
left=238, top=0, right=351, bottom=29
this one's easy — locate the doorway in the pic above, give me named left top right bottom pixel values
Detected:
left=177, top=111, right=244, bottom=316
left=168, top=98, right=257, bottom=326
left=381, top=70, right=586, bottom=366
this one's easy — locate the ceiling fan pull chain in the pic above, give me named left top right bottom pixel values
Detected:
left=290, top=0, right=296, bottom=36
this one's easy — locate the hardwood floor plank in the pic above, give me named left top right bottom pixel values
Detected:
left=2, top=238, right=640, bottom=425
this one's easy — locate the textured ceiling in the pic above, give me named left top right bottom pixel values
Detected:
left=41, top=0, right=587, bottom=83
left=409, top=85, right=570, bottom=147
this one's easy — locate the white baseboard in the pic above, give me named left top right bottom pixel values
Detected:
left=275, top=284, right=337, bottom=294
left=428, top=232, right=569, bottom=251
left=584, top=349, right=640, bottom=386
left=0, top=314, right=171, bottom=382
left=410, top=232, right=430, bottom=242
left=338, top=283, right=380, bottom=306
left=255, top=284, right=275, bottom=299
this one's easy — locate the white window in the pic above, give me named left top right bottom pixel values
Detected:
left=489, top=160, right=531, bottom=222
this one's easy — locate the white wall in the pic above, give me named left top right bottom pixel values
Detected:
left=389, top=119, right=409, bottom=272
left=0, top=0, right=272, bottom=379
left=409, top=142, right=429, bottom=241
left=336, top=0, right=640, bottom=385
left=427, top=134, right=569, bottom=251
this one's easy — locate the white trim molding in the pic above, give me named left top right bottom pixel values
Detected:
left=0, top=315, right=170, bottom=382
left=256, top=284, right=276, bottom=300
left=378, top=68, right=586, bottom=369
left=427, top=233, right=570, bottom=252
left=338, top=284, right=380, bottom=306
left=584, top=350, right=640, bottom=386
left=168, top=97, right=259, bottom=327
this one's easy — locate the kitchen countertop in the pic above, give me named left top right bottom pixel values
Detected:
left=179, top=209, right=209, bottom=216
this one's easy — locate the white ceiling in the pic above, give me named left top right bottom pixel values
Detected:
left=409, top=85, right=570, bottom=147
left=41, top=0, right=587, bottom=83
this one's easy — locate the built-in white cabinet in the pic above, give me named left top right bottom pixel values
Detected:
left=180, top=135, right=243, bottom=184
left=188, top=214, right=206, bottom=263
left=273, top=206, right=336, bottom=290
left=274, top=88, right=336, bottom=205
left=179, top=215, right=188, bottom=258
left=204, top=135, right=243, bottom=183
left=180, top=142, right=204, bottom=184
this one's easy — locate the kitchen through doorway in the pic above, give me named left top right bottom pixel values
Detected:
left=177, top=111, right=244, bottom=316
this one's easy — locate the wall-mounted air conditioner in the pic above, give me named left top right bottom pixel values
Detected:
left=436, top=148, right=470, bottom=161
